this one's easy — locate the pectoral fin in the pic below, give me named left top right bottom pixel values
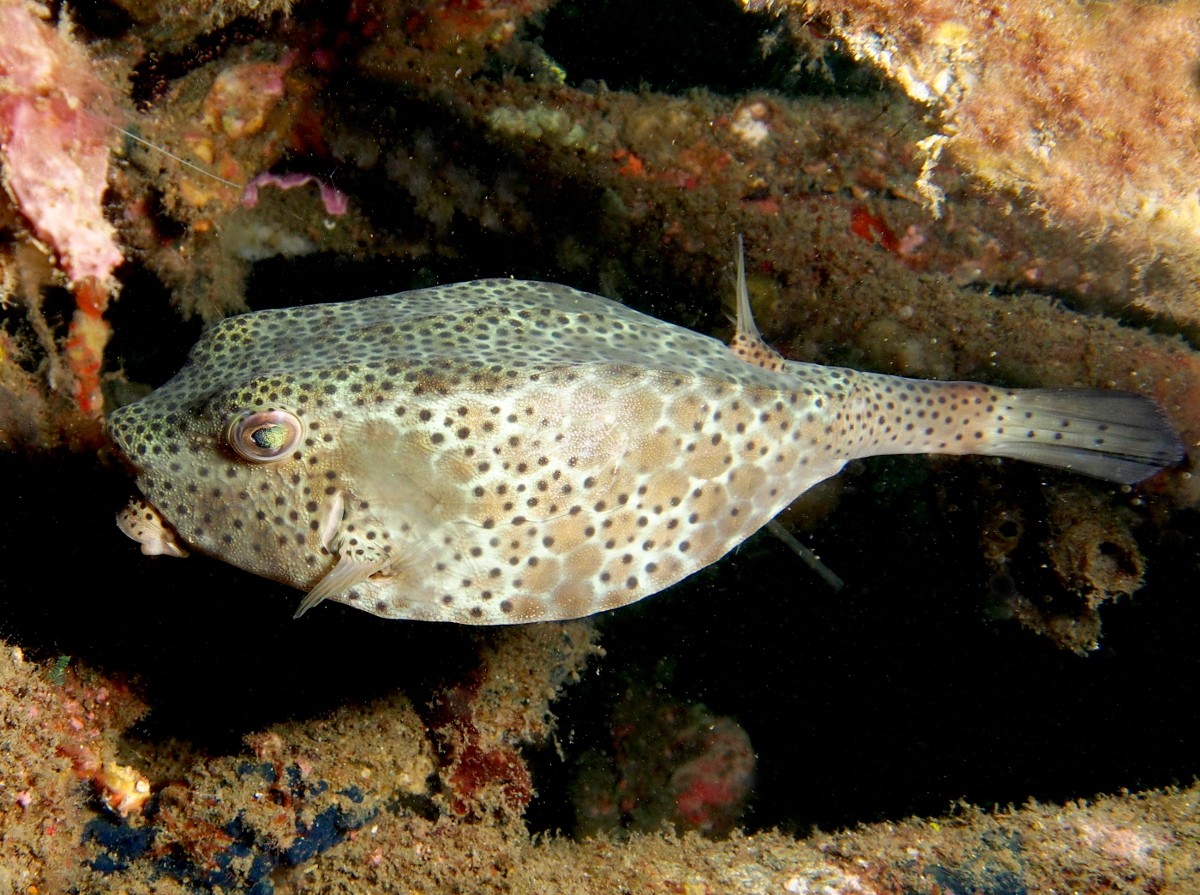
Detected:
left=117, top=497, right=189, bottom=558
left=294, top=553, right=388, bottom=618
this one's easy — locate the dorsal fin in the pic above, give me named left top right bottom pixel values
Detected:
left=727, top=235, right=787, bottom=373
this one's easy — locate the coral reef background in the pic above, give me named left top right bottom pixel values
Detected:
left=2, top=0, right=1200, bottom=891
left=755, top=0, right=1200, bottom=327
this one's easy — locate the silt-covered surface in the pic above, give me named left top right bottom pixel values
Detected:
left=2, top=0, right=1200, bottom=892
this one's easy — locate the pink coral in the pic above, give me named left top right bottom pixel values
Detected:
left=0, top=0, right=122, bottom=285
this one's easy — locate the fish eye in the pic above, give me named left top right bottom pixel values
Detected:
left=227, top=409, right=304, bottom=462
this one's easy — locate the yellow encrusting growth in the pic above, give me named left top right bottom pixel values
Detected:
left=756, top=0, right=1200, bottom=324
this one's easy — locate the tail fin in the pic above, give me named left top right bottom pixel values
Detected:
left=983, top=389, right=1183, bottom=484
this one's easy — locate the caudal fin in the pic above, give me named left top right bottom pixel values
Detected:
left=982, top=389, right=1183, bottom=484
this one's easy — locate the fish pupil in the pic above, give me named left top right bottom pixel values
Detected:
left=251, top=425, right=287, bottom=450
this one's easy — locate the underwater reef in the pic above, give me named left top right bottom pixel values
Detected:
left=754, top=0, right=1200, bottom=327
left=5, top=632, right=1200, bottom=893
left=2, top=0, right=1200, bottom=891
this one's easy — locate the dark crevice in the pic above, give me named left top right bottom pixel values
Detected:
left=968, top=279, right=1200, bottom=354
left=536, top=0, right=882, bottom=98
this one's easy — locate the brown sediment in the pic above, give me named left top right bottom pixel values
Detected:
left=107, top=0, right=296, bottom=53
left=2, top=3, right=1199, bottom=890
left=0, top=625, right=600, bottom=891
left=0, top=642, right=148, bottom=893
left=755, top=0, right=1200, bottom=327
left=6, top=631, right=1200, bottom=893
left=978, top=481, right=1149, bottom=655
left=425, top=622, right=602, bottom=820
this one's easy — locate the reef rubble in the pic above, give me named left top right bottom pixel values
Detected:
left=4, top=636, right=1200, bottom=894
left=2, top=1, right=1200, bottom=892
left=755, top=0, right=1200, bottom=328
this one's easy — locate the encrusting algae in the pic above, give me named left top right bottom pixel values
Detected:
left=4, top=1, right=1200, bottom=892
left=752, top=0, right=1200, bottom=327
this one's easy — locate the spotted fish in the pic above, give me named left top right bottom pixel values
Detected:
left=108, top=243, right=1183, bottom=624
